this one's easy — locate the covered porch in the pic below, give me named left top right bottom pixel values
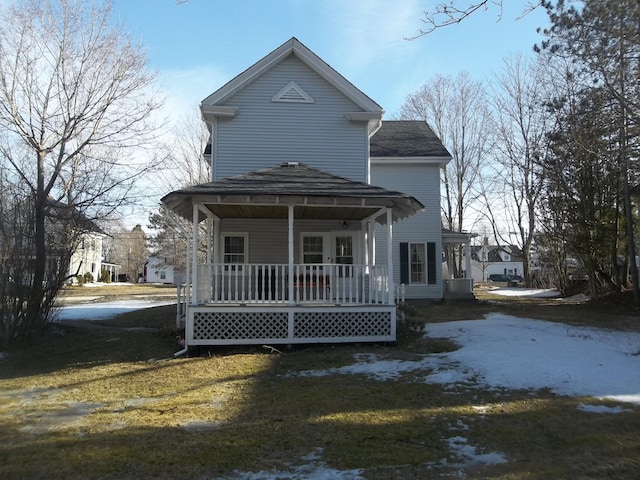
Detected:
left=162, top=163, right=423, bottom=347
left=442, top=229, right=477, bottom=300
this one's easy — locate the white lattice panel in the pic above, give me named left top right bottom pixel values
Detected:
left=192, top=311, right=288, bottom=340
left=293, top=310, right=391, bottom=338
left=187, top=306, right=396, bottom=345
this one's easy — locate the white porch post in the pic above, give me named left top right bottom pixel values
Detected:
left=288, top=205, right=294, bottom=305
left=192, top=204, right=199, bottom=304
left=465, top=239, right=472, bottom=279
left=185, top=231, right=191, bottom=296
left=386, top=207, right=394, bottom=304
left=213, top=216, right=220, bottom=301
left=206, top=217, right=213, bottom=264
left=213, top=217, right=220, bottom=263
left=361, top=220, right=369, bottom=271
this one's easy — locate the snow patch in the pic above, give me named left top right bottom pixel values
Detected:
left=217, top=448, right=365, bottom=480
left=287, top=314, right=640, bottom=405
left=577, top=403, right=632, bottom=414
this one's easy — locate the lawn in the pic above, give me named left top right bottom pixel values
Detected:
left=0, top=289, right=639, bottom=479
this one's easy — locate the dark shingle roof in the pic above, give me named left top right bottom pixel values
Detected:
left=162, top=163, right=424, bottom=223
left=370, top=121, right=451, bottom=158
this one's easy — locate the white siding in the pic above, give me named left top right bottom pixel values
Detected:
left=69, top=232, right=103, bottom=282
left=213, top=55, right=369, bottom=182
left=371, top=162, right=443, bottom=300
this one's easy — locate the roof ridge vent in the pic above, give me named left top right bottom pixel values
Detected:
left=272, top=81, right=314, bottom=104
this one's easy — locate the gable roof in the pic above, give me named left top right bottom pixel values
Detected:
left=370, top=121, right=451, bottom=159
left=161, top=163, right=423, bottom=224
left=201, top=37, right=383, bottom=118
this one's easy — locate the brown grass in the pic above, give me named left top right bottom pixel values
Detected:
left=1, top=288, right=639, bottom=479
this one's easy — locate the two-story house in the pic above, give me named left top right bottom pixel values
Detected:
left=162, top=38, right=457, bottom=350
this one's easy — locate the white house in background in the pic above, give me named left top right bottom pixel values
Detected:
left=469, top=244, right=525, bottom=283
left=161, top=37, right=469, bottom=349
left=144, top=256, right=176, bottom=284
left=68, top=231, right=104, bottom=283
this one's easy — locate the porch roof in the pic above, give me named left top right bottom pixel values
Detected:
left=442, top=229, right=478, bottom=245
left=161, top=163, right=424, bottom=224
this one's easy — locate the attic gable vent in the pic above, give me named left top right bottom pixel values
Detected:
left=272, top=81, right=314, bottom=104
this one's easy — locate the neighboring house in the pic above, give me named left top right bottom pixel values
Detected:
left=68, top=231, right=104, bottom=282
left=1, top=195, right=105, bottom=286
left=469, top=244, right=525, bottom=283
left=144, top=256, right=176, bottom=284
left=161, top=37, right=456, bottom=349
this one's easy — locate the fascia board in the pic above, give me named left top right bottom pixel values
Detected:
left=201, top=39, right=295, bottom=107
left=292, top=40, right=382, bottom=113
left=371, top=156, right=452, bottom=166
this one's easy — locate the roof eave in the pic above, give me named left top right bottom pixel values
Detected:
left=371, top=155, right=452, bottom=166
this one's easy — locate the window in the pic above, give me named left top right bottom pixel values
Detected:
left=400, top=242, right=437, bottom=285
left=160, top=271, right=166, bottom=280
left=302, top=235, right=324, bottom=264
left=410, top=244, right=425, bottom=283
left=334, top=235, right=354, bottom=277
left=223, top=234, right=248, bottom=269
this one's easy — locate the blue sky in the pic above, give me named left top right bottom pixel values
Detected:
left=112, top=0, right=551, bottom=119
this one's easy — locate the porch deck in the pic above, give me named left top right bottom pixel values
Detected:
left=179, top=263, right=397, bottom=346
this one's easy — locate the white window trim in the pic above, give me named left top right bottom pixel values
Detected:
left=300, top=232, right=326, bottom=265
left=222, top=232, right=249, bottom=267
left=409, top=242, right=427, bottom=285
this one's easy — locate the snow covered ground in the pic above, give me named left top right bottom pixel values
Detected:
left=228, top=312, right=640, bottom=479
left=288, top=313, right=640, bottom=405
left=55, top=299, right=175, bottom=321
left=51, top=291, right=640, bottom=479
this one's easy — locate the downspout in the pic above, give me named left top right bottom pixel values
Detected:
left=174, top=223, right=191, bottom=356
left=175, top=203, right=200, bottom=358
left=174, top=345, right=189, bottom=357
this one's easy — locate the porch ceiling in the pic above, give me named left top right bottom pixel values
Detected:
left=201, top=203, right=382, bottom=220
left=161, top=163, right=424, bottom=224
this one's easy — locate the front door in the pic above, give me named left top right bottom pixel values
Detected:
left=301, top=232, right=357, bottom=300
left=332, top=232, right=357, bottom=300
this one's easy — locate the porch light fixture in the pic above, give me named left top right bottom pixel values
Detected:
left=342, top=221, right=348, bottom=229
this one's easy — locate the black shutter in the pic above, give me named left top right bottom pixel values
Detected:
left=400, top=242, right=409, bottom=284
left=427, top=242, right=436, bottom=285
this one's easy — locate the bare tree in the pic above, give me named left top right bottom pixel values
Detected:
left=411, top=1, right=543, bottom=36
left=0, top=0, right=162, bottom=342
left=148, top=113, right=211, bottom=273
left=397, top=72, right=494, bottom=277
left=484, top=53, right=550, bottom=285
left=153, top=113, right=211, bottom=191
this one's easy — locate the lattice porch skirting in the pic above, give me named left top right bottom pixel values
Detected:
left=187, top=306, right=396, bottom=345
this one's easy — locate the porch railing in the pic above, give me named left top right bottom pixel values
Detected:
left=193, top=263, right=391, bottom=305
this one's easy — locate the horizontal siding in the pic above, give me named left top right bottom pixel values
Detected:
left=220, top=218, right=361, bottom=264
left=371, top=163, right=443, bottom=300
left=214, top=55, right=368, bottom=182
